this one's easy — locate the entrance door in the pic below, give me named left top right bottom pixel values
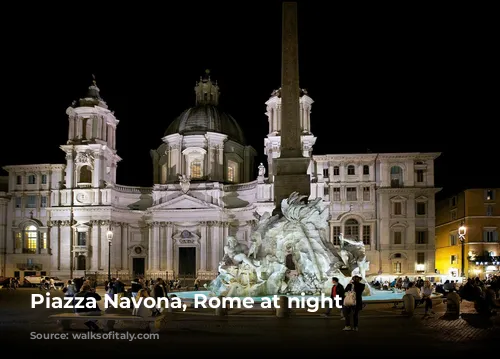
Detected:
left=178, top=247, right=196, bottom=278
left=133, top=258, right=145, bottom=276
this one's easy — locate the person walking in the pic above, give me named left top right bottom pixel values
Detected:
left=322, top=277, right=345, bottom=319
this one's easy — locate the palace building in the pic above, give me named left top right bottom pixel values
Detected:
left=0, top=74, right=441, bottom=281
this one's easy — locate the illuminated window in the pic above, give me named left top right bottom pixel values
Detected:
left=15, top=232, right=22, bottom=249
left=25, top=225, right=38, bottom=253
left=394, top=262, right=402, bottom=273
left=41, top=233, right=47, bottom=249
left=190, top=161, right=202, bottom=178
left=227, top=160, right=238, bottom=182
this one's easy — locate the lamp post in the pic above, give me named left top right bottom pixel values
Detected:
left=106, top=229, right=114, bottom=282
left=458, top=223, right=466, bottom=278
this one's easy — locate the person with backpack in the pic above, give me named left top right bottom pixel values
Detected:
left=342, top=275, right=365, bottom=331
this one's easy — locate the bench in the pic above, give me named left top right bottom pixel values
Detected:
left=48, top=313, right=167, bottom=333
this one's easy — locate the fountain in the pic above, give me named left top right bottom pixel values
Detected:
left=197, top=192, right=402, bottom=302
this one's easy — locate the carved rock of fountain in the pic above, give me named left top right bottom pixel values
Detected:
left=207, top=192, right=376, bottom=297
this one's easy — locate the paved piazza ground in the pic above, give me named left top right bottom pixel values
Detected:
left=0, top=288, right=498, bottom=355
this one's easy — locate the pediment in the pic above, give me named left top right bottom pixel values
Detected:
left=415, top=195, right=428, bottom=201
left=390, top=195, right=407, bottom=202
left=150, top=194, right=220, bottom=210
left=72, top=222, right=91, bottom=232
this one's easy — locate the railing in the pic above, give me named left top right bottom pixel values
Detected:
left=22, top=248, right=37, bottom=254
left=17, top=263, right=42, bottom=271
left=114, top=184, right=152, bottom=194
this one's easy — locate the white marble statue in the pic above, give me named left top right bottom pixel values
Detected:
left=208, top=192, right=374, bottom=297
left=258, top=163, right=266, bottom=177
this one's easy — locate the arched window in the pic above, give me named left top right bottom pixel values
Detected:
left=344, top=219, right=359, bottom=239
left=77, top=255, right=86, bottom=270
left=79, top=165, right=92, bottom=183
left=24, top=225, right=38, bottom=254
left=347, top=165, right=355, bottom=175
left=190, top=161, right=202, bottom=178
left=390, top=166, right=403, bottom=188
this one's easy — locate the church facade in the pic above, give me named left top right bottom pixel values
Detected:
left=0, top=74, right=440, bottom=282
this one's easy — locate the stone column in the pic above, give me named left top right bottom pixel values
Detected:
left=209, top=222, right=218, bottom=273
left=65, top=153, right=74, bottom=188
left=60, top=221, right=71, bottom=271
left=99, top=221, right=106, bottom=271
left=49, top=221, right=61, bottom=270
left=148, top=224, right=153, bottom=271
left=166, top=223, right=173, bottom=273
left=200, top=222, right=207, bottom=271
left=152, top=222, right=160, bottom=271
left=121, top=224, right=128, bottom=270
left=113, top=223, right=122, bottom=270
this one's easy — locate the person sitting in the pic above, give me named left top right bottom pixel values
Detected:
left=74, top=284, right=102, bottom=331
left=405, top=282, right=422, bottom=308
left=132, top=289, right=155, bottom=332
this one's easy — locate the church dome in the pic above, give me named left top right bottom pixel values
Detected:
left=164, top=70, right=246, bottom=144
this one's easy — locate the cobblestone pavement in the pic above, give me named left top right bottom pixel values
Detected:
left=1, top=288, right=497, bottom=355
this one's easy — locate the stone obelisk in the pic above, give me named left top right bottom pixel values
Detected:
left=273, top=2, right=310, bottom=215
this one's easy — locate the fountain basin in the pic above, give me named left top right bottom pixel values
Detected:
left=171, top=290, right=443, bottom=304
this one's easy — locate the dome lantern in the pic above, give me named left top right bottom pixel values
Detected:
left=195, top=69, right=219, bottom=106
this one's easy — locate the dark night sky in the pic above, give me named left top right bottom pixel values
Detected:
left=1, top=2, right=496, bottom=198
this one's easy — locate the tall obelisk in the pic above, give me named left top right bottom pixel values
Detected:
left=273, top=2, right=310, bottom=215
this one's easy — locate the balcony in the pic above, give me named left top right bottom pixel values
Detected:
left=17, top=263, right=43, bottom=271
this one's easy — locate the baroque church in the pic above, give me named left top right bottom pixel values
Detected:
left=0, top=72, right=441, bottom=282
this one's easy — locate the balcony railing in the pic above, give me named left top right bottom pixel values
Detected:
left=17, top=263, right=43, bottom=271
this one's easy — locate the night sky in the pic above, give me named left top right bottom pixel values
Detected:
left=1, top=2, right=496, bottom=198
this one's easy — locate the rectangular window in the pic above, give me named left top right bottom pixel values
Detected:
left=450, top=210, right=457, bottom=220
left=15, top=197, right=22, bottom=208
left=323, top=168, right=329, bottom=178
left=41, top=233, right=47, bottom=249
left=416, top=202, right=426, bottom=215
left=77, top=232, right=87, bottom=246
left=41, top=174, right=47, bottom=184
left=346, top=187, right=357, bottom=201
left=362, top=225, right=371, bottom=245
left=416, top=230, right=427, bottom=244
left=394, top=231, right=402, bottom=244
left=363, top=165, right=369, bottom=175
left=333, top=188, right=340, bottom=201
left=363, top=187, right=370, bottom=201
left=333, top=166, right=339, bottom=176
left=28, top=175, right=36, bottom=184
left=26, top=195, right=37, bottom=208
left=16, top=175, right=22, bottom=185
left=190, top=161, right=202, bottom=178
left=394, top=202, right=402, bottom=215
left=15, top=232, right=22, bottom=249
left=485, top=189, right=495, bottom=201
left=394, top=262, right=402, bottom=273
left=417, top=252, right=425, bottom=264
left=450, top=196, right=457, bottom=207
left=486, top=205, right=493, bottom=216
left=484, top=230, right=498, bottom=242
left=40, top=196, right=47, bottom=208
left=332, top=226, right=341, bottom=245
left=450, top=234, right=457, bottom=246
left=25, top=230, right=37, bottom=253
left=450, top=255, right=457, bottom=264
left=416, top=170, right=424, bottom=182
left=347, top=166, right=355, bottom=175
left=324, top=185, right=329, bottom=196
left=227, top=166, right=234, bottom=182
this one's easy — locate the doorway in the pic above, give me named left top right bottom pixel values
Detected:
left=133, top=258, right=145, bottom=277
left=178, top=247, right=196, bottom=278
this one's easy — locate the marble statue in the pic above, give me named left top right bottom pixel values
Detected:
left=258, top=163, right=266, bottom=177
left=207, top=192, right=373, bottom=297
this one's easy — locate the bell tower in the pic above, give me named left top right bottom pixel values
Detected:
left=60, top=76, right=121, bottom=203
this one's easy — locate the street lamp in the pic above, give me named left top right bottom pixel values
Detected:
left=458, top=223, right=466, bottom=278
left=106, top=229, right=114, bottom=282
